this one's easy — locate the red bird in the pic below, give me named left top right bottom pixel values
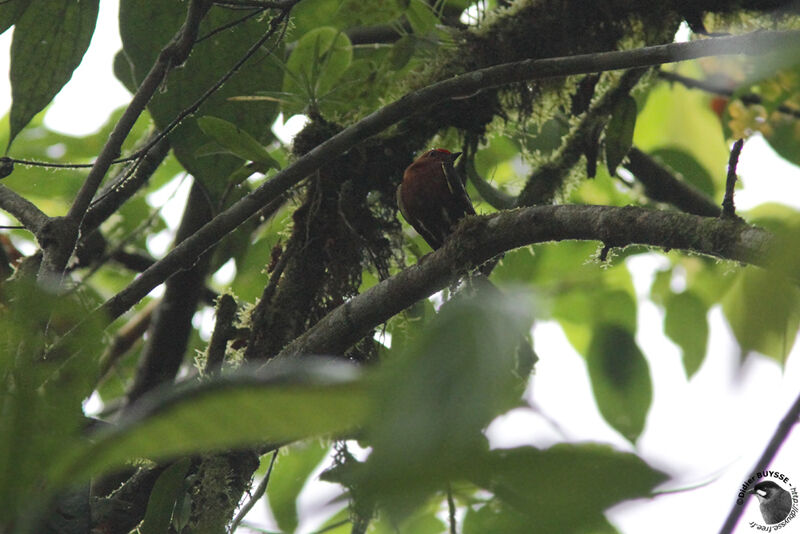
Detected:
left=396, top=148, right=475, bottom=250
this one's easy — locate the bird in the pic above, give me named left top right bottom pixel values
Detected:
left=749, top=480, right=793, bottom=524
left=396, top=148, right=475, bottom=250
left=397, top=148, right=537, bottom=371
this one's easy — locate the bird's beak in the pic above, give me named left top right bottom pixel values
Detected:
left=449, top=152, right=462, bottom=163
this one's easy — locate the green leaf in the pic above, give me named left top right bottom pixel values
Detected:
left=605, top=95, right=637, bottom=175
left=721, top=267, right=800, bottom=365
left=492, top=247, right=536, bottom=285
left=287, top=0, right=349, bottom=38
left=525, top=116, right=569, bottom=155
left=8, top=0, right=99, bottom=147
left=0, top=280, right=105, bottom=522
left=634, top=68, right=729, bottom=190
left=120, top=0, right=282, bottom=203
left=554, top=288, right=637, bottom=354
left=197, top=116, right=281, bottom=170
left=585, top=325, right=652, bottom=443
left=664, top=291, right=709, bottom=378
left=357, top=291, right=533, bottom=520
left=388, top=35, right=416, bottom=70
left=468, top=444, right=666, bottom=533
left=0, top=0, right=31, bottom=35
left=113, top=49, right=137, bottom=94
left=282, top=27, right=353, bottom=115
left=50, top=360, right=367, bottom=487
left=650, top=147, right=716, bottom=198
left=371, top=507, right=447, bottom=534
left=269, top=442, right=330, bottom=533
left=140, top=458, right=192, bottom=534
left=405, top=0, right=439, bottom=34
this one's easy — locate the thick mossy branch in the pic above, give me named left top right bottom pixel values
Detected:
left=277, top=205, right=774, bottom=360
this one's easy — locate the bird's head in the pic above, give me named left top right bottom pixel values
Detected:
left=749, top=481, right=785, bottom=501
left=415, top=148, right=462, bottom=165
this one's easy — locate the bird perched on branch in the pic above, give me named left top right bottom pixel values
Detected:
left=396, top=148, right=475, bottom=250
left=749, top=481, right=792, bottom=524
left=397, top=148, right=536, bottom=372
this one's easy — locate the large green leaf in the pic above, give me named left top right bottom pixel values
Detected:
left=585, top=325, right=652, bottom=443
left=605, top=95, right=637, bottom=175
left=0, top=280, right=105, bottom=524
left=721, top=267, right=800, bottom=365
left=634, top=66, right=728, bottom=192
left=467, top=444, right=666, bottom=533
left=8, top=0, right=99, bottom=147
left=197, top=115, right=281, bottom=171
left=0, top=0, right=31, bottom=35
left=649, top=147, right=716, bottom=198
left=664, top=291, right=708, bottom=378
left=354, top=291, right=533, bottom=520
left=282, top=27, right=353, bottom=116
left=119, top=0, right=282, bottom=203
left=268, top=441, right=330, bottom=533
left=50, top=360, right=366, bottom=487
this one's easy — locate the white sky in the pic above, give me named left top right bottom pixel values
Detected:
left=1, top=3, right=799, bottom=533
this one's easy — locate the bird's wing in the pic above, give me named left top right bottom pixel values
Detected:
left=442, top=159, right=476, bottom=216
left=397, top=182, right=444, bottom=249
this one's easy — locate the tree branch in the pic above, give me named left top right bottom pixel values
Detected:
left=80, top=136, right=171, bottom=235
left=275, top=205, right=774, bottom=359
left=40, top=0, right=213, bottom=278
left=624, top=147, right=721, bottom=217
left=96, top=29, right=799, bottom=323
left=0, top=184, right=49, bottom=235
left=125, top=182, right=214, bottom=406
left=722, top=139, right=744, bottom=219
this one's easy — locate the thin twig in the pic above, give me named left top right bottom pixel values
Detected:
left=447, top=484, right=457, bottom=534
left=718, top=389, right=800, bottom=534
left=229, top=450, right=279, bottom=533
left=721, top=139, right=744, bottom=219
left=206, top=294, right=238, bottom=373
left=0, top=156, right=97, bottom=169
left=81, top=136, right=171, bottom=234
left=196, top=7, right=267, bottom=43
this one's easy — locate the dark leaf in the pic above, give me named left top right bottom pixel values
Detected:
left=119, top=0, right=282, bottom=203
left=468, top=444, right=666, bottom=533
left=605, top=95, right=638, bottom=175
left=8, top=0, right=99, bottom=147
left=585, top=325, right=652, bottom=442
left=664, top=291, right=709, bottom=378
left=0, top=0, right=31, bottom=35
left=140, top=458, right=191, bottom=534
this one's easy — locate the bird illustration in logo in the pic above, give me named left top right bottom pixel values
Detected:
left=749, top=480, right=792, bottom=524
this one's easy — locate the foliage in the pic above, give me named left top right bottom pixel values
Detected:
left=0, top=0, right=799, bottom=533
